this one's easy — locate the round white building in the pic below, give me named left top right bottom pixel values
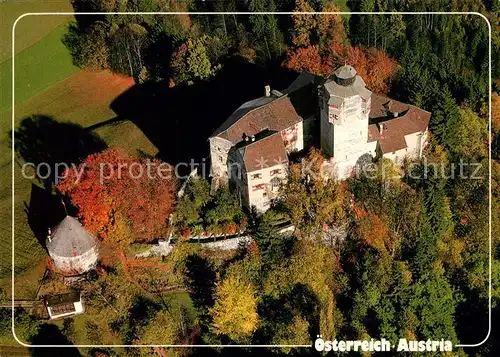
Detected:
left=46, top=216, right=98, bottom=276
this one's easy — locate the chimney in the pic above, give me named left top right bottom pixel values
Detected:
left=251, top=135, right=256, bottom=142
left=378, top=123, right=384, bottom=135
left=264, top=85, right=271, bottom=97
left=244, top=134, right=250, bottom=142
left=393, top=112, right=399, bottom=118
left=47, top=228, right=52, bottom=243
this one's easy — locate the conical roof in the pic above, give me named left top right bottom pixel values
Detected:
left=46, top=216, right=97, bottom=257
left=334, top=65, right=357, bottom=80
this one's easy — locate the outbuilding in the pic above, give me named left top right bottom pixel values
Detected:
left=46, top=216, right=98, bottom=276
left=45, top=292, right=84, bottom=320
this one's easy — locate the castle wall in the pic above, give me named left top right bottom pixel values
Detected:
left=209, top=136, right=233, bottom=182
left=49, top=246, right=98, bottom=276
left=246, top=163, right=288, bottom=212
left=280, top=122, right=304, bottom=153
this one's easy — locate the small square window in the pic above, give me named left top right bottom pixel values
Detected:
left=251, top=173, right=262, bottom=180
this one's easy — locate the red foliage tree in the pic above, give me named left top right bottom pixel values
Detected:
left=284, top=45, right=329, bottom=76
left=285, top=41, right=398, bottom=95
left=58, top=149, right=177, bottom=242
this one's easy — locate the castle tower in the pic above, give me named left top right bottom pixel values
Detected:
left=319, top=65, right=373, bottom=179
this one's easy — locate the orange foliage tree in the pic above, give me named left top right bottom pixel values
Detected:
left=285, top=40, right=399, bottom=94
left=492, top=92, right=500, bottom=132
left=291, top=0, right=316, bottom=48
left=58, top=149, right=177, bottom=243
left=355, top=212, right=392, bottom=253
left=317, top=4, right=347, bottom=45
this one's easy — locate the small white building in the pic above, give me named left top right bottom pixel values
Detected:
left=45, top=292, right=84, bottom=320
left=46, top=216, right=98, bottom=276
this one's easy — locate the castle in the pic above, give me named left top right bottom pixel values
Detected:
left=209, top=65, right=430, bottom=212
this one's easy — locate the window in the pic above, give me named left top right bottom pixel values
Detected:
left=392, top=151, right=396, bottom=155
left=251, top=173, right=262, bottom=180
left=270, top=178, right=280, bottom=192
left=252, top=184, right=265, bottom=191
left=218, top=156, right=223, bottom=162
left=270, top=169, right=281, bottom=176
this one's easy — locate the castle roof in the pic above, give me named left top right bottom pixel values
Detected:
left=238, top=132, right=288, bottom=172
left=46, top=216, right=97, bottom=258
left=211, top=95, right=302, bottom=144
left=367, top=94, right=431, bottom=154
left=324, top=73, right=371, bottom=101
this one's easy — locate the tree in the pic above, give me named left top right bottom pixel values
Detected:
left=291, top=0, right=316, bottom=47
left=284, top=42, right=398, bottom=94
left=135, top=311, right=181, bottom=352
left=493, top=92, right=500, bottom=133
left=63, top=21, right=109, bottom=70
left=209, top=273, right=258, bottom=342
left=58, top=149, right=177, bottom=242
left=444, top=108, right=488, bottom=159
left=278, top=148, right=346, bottom=236
left=316, top=4, right=347, bottom=45
left=170, top=37, right=216, bottom=85
left=284, top=45, right=328, bottom=75
left=249, top=0, right=283, bottom=59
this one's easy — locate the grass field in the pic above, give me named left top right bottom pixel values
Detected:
left=0, top=23, right=80, bottom=111
left=0, top=3, right=157, bottom=300
left=0, top=68, right=157, bottom=296
left=0, top=0, right=73, bottom=63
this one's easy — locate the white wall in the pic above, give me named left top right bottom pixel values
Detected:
left=48, top=301, right=84, bottom=319
left=50, top=246, right=98, bottom=276
left=209, top=136, right=233, bottom=182
left=246, top=163, right=288, bottom=212
left=320, top=87, right=375, bottom=180
left=280, top=122, right=304, bottom=153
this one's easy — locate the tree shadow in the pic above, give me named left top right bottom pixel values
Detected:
left=110, top=56, right=298, bottom=173
left=184, top=255, right=216, bottom=311
left=30, top=323, right=82, bottom=357
left=25, top=184, right=68, bottom=249
left=11, top=114, right=107, bottom=189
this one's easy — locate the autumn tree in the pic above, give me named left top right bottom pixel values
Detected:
left=444, top=108, right=488, bottom=159
left=209, top=273, right=258, bottom=342
left=278, top=148, right=346, bottom=236
left=285, top=41, right=398, bottom=94
left=493, top=92, right=500, bottom=133
left=284, top=45, right=328, bottom=75
left=291, top=0, right=316, bottom=48
left=316, top=4, right=347, bottom=45
left=58, top=149, right=177, bottom=243
left=170, top=37, right=217, bottom=85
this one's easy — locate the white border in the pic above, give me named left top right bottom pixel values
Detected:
left=11, top=11, right=492, bottom=349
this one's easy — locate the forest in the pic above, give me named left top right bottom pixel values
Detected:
left=3, top=0, right=500, bottom=356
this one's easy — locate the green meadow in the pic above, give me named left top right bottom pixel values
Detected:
left=0, top=3, right=156, bottom=298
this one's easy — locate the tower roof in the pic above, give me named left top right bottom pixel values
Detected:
left=323, top=65, right=371, bottom=100
left=334, top=65, right=357, bottom=82
left=46, top=216, right=97, bottom=258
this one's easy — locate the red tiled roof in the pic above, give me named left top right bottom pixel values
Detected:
left=214, top=96, right=302, bottom=144
left=368, top=94, right=431, bottom=154
left=241, top=133, right=288, bottom=172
